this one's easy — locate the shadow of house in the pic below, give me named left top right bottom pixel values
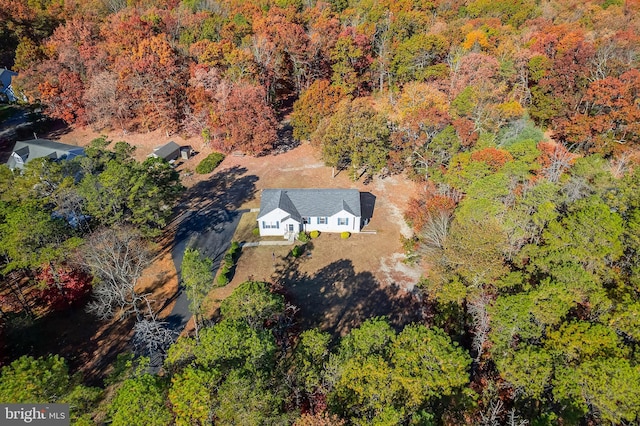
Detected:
left=275, top=258, right=421, bottom=337
left=360, top=192, right=376, bottom=226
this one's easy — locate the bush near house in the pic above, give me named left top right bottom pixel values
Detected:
left=309, top=230, right=320, bottom=239
left=195, top=152, right=225, bottom=174
left=291, top=245, right=305, bottom=258
left=252, top=227, right=260, bottom=237
left=341, top=232, right=351, bottom=239
left=217, top=241, right=241, bottom=286
left=297, top=231, right=309, bottom=242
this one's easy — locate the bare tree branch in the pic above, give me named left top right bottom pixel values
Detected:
left=82, top=226, right=152, bottom=320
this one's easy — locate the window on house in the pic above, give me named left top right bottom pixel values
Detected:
left=337, top=217, right=349, bottom=226
left=317, top=217, right=327, bottom=225
left=262, top=221, right=279, bottom=229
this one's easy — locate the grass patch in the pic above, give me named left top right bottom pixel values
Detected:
left=231, top=211, right=260, bottom=243
left=195, top=152, right=225, bottom=174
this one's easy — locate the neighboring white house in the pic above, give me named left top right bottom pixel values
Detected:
left=257, top=188, right=362, bottom=238
left=6, top=139, right=85, bottom=170
left=0, top=68, right=19, bottom=102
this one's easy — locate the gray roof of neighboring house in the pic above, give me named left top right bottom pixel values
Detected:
left=258, top=189, right=361, bottom=220
left=0, top=69, right=17, bottom=91
left=152, top=141, right=180, bottom=160
left=7, top=139, right=85, bottom=169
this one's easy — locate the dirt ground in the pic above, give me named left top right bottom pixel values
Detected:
left=194, top=145, right=423, bottom=336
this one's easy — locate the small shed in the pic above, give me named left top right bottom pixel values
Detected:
left=151, top=141, right=181, bottom=162
left=180, top=146, right=194, bottom=160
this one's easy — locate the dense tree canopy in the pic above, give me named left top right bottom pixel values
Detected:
left=1, top=0, right=639, bottom=424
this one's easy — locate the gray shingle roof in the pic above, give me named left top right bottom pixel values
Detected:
left=0, top=69, right=17, bottom=91
left=258, top=189, right=361, bottom=220
left=152, top=141, right=180, bottom=161
left=7, top=139, right=85, bottom=169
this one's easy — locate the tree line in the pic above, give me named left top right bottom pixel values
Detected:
left=404, top=122, right=640, bottom=424
left=1, top=0, right=637, bottom=160
left=0, top=281, right=473, bottom=425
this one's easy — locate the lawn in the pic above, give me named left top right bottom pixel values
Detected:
left=233, top=211, right=260, bottom=243
left=192, top=144, right=426, bottom=336
left=230, top=232, right=422, bottom=336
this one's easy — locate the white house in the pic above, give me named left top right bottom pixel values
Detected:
left=257, top=189, right=362, bottom=238
left=0, top=68, right=22, bottom=102
left=6, top=139, right=85, bottom=170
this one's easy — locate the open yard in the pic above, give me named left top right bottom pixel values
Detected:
left=53, top=128, right=424, bottom=338
left=188, top=144, right=424, bottom=335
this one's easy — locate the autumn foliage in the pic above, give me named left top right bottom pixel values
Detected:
left=470, top=147, right=514, bottom=171
left=405, top=193, right=457, bottom=233
left=36, top=265, right=92, bottom=312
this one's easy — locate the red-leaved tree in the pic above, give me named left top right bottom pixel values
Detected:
left=36, top=265, right=92, bottom=312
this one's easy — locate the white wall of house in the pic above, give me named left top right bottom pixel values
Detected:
left=303, top=210, right=361, bottom=233
left=9, top=152, right=24, bottom=168
left=281, top=217, right=302, bottom=234
left=259, top=209, right=361, bottom=236
left=258, top=208, right=288, bottom=236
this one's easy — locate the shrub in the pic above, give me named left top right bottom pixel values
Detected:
left=217, top=274, right=229, bottom=286
left=309, top=230, right=320, bottom=239
left=217, top=241, right=240, bottom=286
left=219, top=264, right=230, bottom=276
left=252, top=227, right=260, bottom=237
left=341, top=231, right=351, bottom=239
left=230, top=241, right=240, bottom=251
left=297, top=231, right=309, bottom=242
left=195, top=152, right=225, bottom=174
left=291, top=245, right=304, bottom=258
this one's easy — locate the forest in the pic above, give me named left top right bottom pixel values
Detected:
left=0, top=0, right=639, bottom=424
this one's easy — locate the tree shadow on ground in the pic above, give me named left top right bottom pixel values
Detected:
left=169, top=165, right=259, bottom=266
left=183, top=165, right=258, bottom=211
left=271, top=122, right=300, bottom=155
left=2, top=308, right=135, bottom=386
left=274, top=257, right=421, bottom=337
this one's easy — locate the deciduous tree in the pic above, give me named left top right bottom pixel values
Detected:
left=317, top=98, right=390, bottom=180
left=82, top=226, right=152, bottom=320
